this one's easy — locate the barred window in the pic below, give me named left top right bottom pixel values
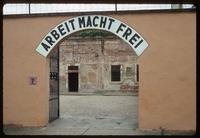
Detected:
left=111, top=65, right=121, bottom=81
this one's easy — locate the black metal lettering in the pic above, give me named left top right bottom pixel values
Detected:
left=64, top=22, right=70, bottom=32
left=100, top=17, right=107, bottom=28
left=41, top=42, right=51, bottom=52
left=116, top=23, right=126, bottom=34
left=86, top=16, right=92, bottom=27
left=57, top=24, right=66, bottom=36
left=45, top=36, right=55, bottom=46
left=68, top=19, right=75, bottom=30
left=51, top=30, right=60, bottom=40
left=129, top=33, right=140, bottom=45
left=122, top=27, right=132, bottom=40
left=93, top=16, right=99, bottom=27
left=78, top=16, right=86, bottom=28
left=134, top=39, right=143, bottom=48
left=107, top=18, right=115, bottom=30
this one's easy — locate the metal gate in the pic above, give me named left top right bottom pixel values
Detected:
left=49, top=47, right=59, bottom=122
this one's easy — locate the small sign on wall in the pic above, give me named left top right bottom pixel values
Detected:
left=29, top=76, right=37, bottom=85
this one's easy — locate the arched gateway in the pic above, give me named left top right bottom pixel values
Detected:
left=36, top=15, right=148, bottom=57
left=36, top=15, right=149, bottom=122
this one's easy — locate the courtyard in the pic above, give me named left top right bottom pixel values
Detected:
left=4, top=95, right=140, bottom=135
left=3, top=95, right=194, bottom=135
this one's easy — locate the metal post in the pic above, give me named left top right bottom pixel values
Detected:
left=28, top=3, right=30, bottom=14
left=115, top=0, right=117, bottom=12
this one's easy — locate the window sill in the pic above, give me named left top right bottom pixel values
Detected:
left=110, top=81, right=122, bottom=84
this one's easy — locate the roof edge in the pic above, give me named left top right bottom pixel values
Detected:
left=3, top=8, right=196, bottom=19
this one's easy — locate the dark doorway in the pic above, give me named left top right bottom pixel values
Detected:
left=111, top=65, right=121, bottom=81
left=68, top=66, right=79, bottom=92
left=49, top=47, right=59, bottom=122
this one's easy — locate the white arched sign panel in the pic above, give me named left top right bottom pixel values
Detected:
left=36, top=15, right=148, bottom=57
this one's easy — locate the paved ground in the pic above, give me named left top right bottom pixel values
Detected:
left=3, top=95, right=194, bottom=135
left=60, top=95, right=138, bottom=121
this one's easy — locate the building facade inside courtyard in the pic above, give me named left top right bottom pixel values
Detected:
left=59, top=31, right=138, bottom=94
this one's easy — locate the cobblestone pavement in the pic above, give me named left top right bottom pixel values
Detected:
left=3, top=95, right=194, bottom=135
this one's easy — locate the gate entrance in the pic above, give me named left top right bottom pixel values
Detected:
left=68, top=66, right=79, bottom=92
left=38, top=15, right=148, bottom=124
left=49, top=48, right=59, bottom=122
left=48, top=30, right=139, bottom=129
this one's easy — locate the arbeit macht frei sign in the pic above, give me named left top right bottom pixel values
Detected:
left=36, top=15, right=148, bottom=57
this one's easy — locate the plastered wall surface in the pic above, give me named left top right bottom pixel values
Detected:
left=3, top=12, right=196, bottom=130
left=137, top=12, right=196, bottom=131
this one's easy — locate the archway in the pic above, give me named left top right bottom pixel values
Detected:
left=49, top=29, right=140, bottom=130
left=36, top=15, right=148, bottom=127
